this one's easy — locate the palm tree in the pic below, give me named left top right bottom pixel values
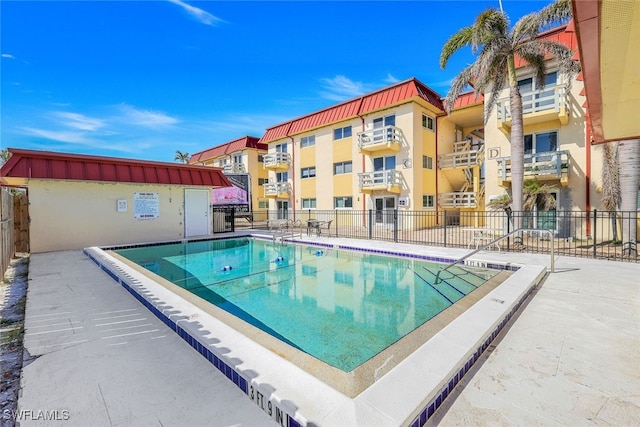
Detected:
left=1, top=149, right=10, bottom=166
left=601, top=142, right=620, bottom=242
left=174, top=150, right=190, bottom=164
left=440, top=0, right=579, bottom=231
left=618, top=139, right=639, bottom=255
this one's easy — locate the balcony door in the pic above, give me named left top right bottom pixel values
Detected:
left=373, top=115, right=395, bottom=142
left=375, top=196, right=396, bottom=225
left=276, top=201, right=289, bottom=220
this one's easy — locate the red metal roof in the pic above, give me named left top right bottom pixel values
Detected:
left=0, top=148, right=232, bottom=188
left=451, top=90, right=484, bottom=109
left=259, top=78, right=445, bottom=144
left=514, top=24, right=578, bottom=68
left=189, top=136, right=267, bottom=164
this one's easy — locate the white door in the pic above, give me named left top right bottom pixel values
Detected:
left=185, top=189, right=210, bottom=237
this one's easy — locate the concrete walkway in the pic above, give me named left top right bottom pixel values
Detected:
left=17, top=247, right=640, bottom=426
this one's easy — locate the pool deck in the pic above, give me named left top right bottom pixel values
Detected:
left=17, top=236, right=640, bottom=426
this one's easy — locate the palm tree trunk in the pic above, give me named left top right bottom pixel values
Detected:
left=509, top=83, right=525, bottom=231
left=618, top=139, right=640, bottom=255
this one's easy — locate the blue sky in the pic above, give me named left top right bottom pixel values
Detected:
left=1, top=0, right=553, bottom=163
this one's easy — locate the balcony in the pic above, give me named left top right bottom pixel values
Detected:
left=438, top=192, right=479, bottom=208
left=357, top=125, right=402, bottom=154
left=438, top=148, right=484, bottom=169
left=222, top=162, right=246, bottom=174
left=497, top=150, right=570, bottom=188
left=496, top=84, right=569, bottom=133
left=263, top=152, right=291, bottom=171
left=263, top=181, right=292, bottom=198
left=357, top=170, right=402, bottom=194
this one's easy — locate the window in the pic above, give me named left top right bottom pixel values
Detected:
left=233, top=154, right=242, bottom=163
left=423, top=155, right=433, bottom=169
left=301, top=167, right=316, bottom=179
left=334, top=197, right=353, bottom=209
left=276, top=171, right=288, bottom=182
left=302, top=198, right=316, bottom=209
left=301, top=135, right=315, bottom=148
left=258, top=178, right=268, bottom=185
left=524, top=131, right=558, bottom=154
left=258, top=200, right=269, bottom=209
left=373, top=114, right=395, bottom=128
left=422, top=195, right=435, bottom=208
left=333, top=126, right=352, bottom=140
left=333, top=161, right=352, bottom=175
left=302, top=264, right=317, bottom=277
left=275, top=143, right=287, bottom=153
left=422, top=114, right=435, bottom=131
left=373, top=156, right=396, bottom=171
left=258, top=155, right=264, bottom=163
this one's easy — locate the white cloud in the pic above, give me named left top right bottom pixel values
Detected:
left=117, top=104, right=179, bottom=128
left=384, top=73, right=400, bottom=84
left=1, top=53, right=15, bottom=59
left=52, top=112, right=105, bottom=131
left=319, top=75, right=368, bottom=101
left=167, top=0, right=224, bottom=26
left=20, top=128, right=90, bottom=144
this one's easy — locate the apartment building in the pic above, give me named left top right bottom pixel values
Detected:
left=256, top=23, right=607, bottom=236
left=259, top=78, right=447, bottom=229
left=189, top=136, right=269, bottom=213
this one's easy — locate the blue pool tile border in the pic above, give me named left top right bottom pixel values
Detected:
left=84, top=248, right=302, bottom=427
left=408, top=283, right=536, bottom=427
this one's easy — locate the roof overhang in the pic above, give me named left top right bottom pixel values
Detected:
left=572, top=0, right=640, bottom=144
left=0, top=148, right=232, bottom=188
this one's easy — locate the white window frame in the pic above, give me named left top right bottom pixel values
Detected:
left=333, top=126, right=352, bottom=140
left=301, top=166, right=316, bottom=179
left=334, top=196, right=353, bottom=209
left=301, top=198, right=317, bottom=209
left=301, top=135, right=315, bottom=148
left=422, top=114, right=435, bottom=131
left=422, top=194, right=435, bottom=209
left=333, top=161, right=352, bottom=175
left=423, top=155, right=433, bottom=169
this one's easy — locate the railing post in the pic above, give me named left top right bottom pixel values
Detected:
left=593, top=209, right=597, bottom=259
left=393, top=209, right=398, bottom=242
left=443, top=210, right=447, bottom=247
left=368, top=209, right=373, bottom=240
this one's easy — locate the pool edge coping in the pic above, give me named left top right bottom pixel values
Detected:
left=85, top=235, right=546, bottom=426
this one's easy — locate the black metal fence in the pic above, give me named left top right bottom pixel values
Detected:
left=223, top=208, right=639, bottom=263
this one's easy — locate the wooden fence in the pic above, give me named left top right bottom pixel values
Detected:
left=0, top=188, right=29, bottom=277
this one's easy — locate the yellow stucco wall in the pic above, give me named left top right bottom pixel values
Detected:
left=28, top=180, right=199, bottom=252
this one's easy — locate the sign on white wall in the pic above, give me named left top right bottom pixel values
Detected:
left=117, top=199, right=128, bottom=212
left=134, top=192, right=159, bottom=220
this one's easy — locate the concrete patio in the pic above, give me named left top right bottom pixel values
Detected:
left=16, top=242, right=640, bottom=426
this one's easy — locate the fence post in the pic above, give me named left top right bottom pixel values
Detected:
left=443, top=210, right=447, bottom=247
left=593, top=209, right=597, bottom=259
left=393, top=209, right=398, bottom=242
left=368, top=209, right=373, bottom=240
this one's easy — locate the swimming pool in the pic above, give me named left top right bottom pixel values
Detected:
left=85, top=234, right=546, bottom=426
left=113, top=237, right=499, bottom=372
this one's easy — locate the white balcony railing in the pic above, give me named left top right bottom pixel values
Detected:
left=357, top=125, right=402, bottom=152
left=263, top=181, right=291, bottom=197
left=439, top=192, right=479, bottom=208
left=357, top=169, right=403, bottom=193
left=263, top=152, right=291, bottom=170
left=222, top=162, right=246, bottom=174
left=496, top=84, right=568, bottom=121
left=497, top=150, right=570, bottom=185
left=438, top=148, right=484, bottom=169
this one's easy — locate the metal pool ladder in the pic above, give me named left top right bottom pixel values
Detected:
left=434, top=228, right=555, bottom=284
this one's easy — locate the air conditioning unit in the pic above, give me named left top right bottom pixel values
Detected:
left=398, top=197, right=410, bottom=207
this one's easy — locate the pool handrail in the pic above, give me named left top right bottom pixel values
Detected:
left=434, top=228, right=555, bottom=284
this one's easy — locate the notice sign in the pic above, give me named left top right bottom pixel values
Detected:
left=134, top=192, right=159, bottom=220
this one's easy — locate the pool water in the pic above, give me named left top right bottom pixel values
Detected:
left=115, top=238, right=498, bottom=371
